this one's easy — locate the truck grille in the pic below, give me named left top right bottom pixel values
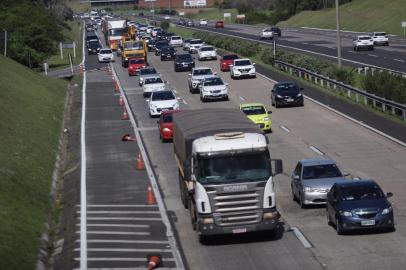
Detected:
left=207, top=186, right=263, bottom=227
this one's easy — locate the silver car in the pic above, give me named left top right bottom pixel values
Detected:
left=138, top=67, right=159, bottom=86
left=291, top=159, right=348, bottom=208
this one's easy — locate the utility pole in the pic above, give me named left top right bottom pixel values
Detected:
left=335, top=0, right=342, bottom=68
left=4, top=30, right=7, bottom=57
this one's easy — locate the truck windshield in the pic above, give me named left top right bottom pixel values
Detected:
left=198, top=152, right=271, bottom=184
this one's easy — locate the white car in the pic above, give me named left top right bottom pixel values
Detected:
left=188, top=67, right=215, bottom=93
left=148, top=90, right=179, bottom=117
left=199, top=75, right=229, bottom=102
left=164, top=15, right=171, bottom=20
left=139, top=67, right=159, bottom=86
left=199, top=18, right=208, bottom=26
left=259, top=28, right=273, bottom=40
left=146, top=26, right=154, bottom=34
left=169, top=36, right=183, bottom=47
left=97, top=48, right=114, bottom=63
left=230, top=59, right=256, bottom=79
left=151, top=27, right=162, bottom=37
left=353, top=35, right=374, bottom=51
left=142, top=75, right=166, bottom=98
left=371, top=32, right=389, bottom=46
left=188, top=39, right=204, bottom=53
left=183, top=38, right=193, bottom=51
left=197, top=45, right=217, bottom=61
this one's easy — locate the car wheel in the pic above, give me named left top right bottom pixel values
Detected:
left=224, top=95, right=229, bottom=101
left=299, top=193, right=306, bottom=209
left=291, top=186, right=297, bottom=202
left=336, top=218, right=344, bottom=235
left=275, top=101, right=279, bottom=108
left=326, top=208, right=332, bottom=226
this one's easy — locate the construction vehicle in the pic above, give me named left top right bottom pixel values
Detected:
left=173, top=109, right=283, bottom=242
left=121, top=40, right=148, bottom=68
left=102, top=19, right=126, bottom=51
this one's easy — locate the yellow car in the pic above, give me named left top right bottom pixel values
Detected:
left=240, top=103, right=272, bottom=132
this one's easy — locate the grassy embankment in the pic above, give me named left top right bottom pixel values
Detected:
left=0, top=55, right=67, bottom=269
left=279, top=0, right=406, bottom=35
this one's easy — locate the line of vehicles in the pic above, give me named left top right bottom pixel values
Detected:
left=86, top=14, right=396, bottom=241
left=353, top=32, right=389, bottom=51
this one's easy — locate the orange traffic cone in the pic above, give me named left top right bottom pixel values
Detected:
left=80, top=64, right=84, bottom=75
left=136, top=153, right=145, bottom=170
left=147, top=254, right=162, bottom=269
left=114, top=81, right=119, bottom=92
left=107, top=65, right=112, bottom=74
left=121, top=109, right=129, bottom=120
left=146, top=185, right=156, bottom=205
left=121, top=134, right=136, bottom=141
left=118, top=96, right=124, bottom=106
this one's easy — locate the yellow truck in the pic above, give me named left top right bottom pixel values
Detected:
left=121, top=40, right=148, bottom=68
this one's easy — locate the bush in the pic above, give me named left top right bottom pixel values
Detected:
left=160, top=21, right=170, bottom=31
left=362, top=72, right=406, bottom=104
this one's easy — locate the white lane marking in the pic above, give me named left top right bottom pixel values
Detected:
left=302, top=42, right=308, bottom=45
left=280, top=125, right=290, bottom=133
left=77, top=239, right=169, bottom=244
left=79, top=210, right=160, bottom=214
left=77, top=204, right=157, bottom=207
left=75, top=248, right=172, bottom=252
left=136, top=126, right=158, bottom=131
left=112, top=64, right=186, bottom=269
left=309, top=145, right=324, bottom=155
left=74, top=268, right=180, bottom=270
left=368, top=54, right=378, bottom=58
left=80, top=21, right=87, bottom=270
left=77, top=231, right=150, bottom=236
left=85, top=217, right=162, bottom=221
left=74, top=258, right=176, bottom=262
left=239, top=96, right=246, bottom=101
left=76, top=224, right=150, bottom=228
left=291, top=227, right=313, bottom=249
left=394, top=59, right=405, bottom=63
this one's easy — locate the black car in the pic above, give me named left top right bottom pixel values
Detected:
left=271, top=82, right=304, bottom=108
left=86, top=33, right=98, bottom=47
left=326, top=180, right=394, bottom=235
left=174, top=54, right=195, bottom=72
left=154, top=40, right=169, bottom=56
left=160, top=46, right=176, bottom=61
left=87, top=40, right=101, bottom=55
left=186, top=20, right=195, bottom=27
left=177, top=18, right=186, bottom=26
left=271, top=26, right=282, bottom=37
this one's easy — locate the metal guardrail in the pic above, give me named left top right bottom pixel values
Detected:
left=274, top=60, right=406, bottom=121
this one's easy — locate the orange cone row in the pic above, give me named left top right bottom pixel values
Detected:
left=136, top=153, right=145, bottom=170
left=121, top=109, right=129, bottom=120
left=147, top=185, right=156, bottom=205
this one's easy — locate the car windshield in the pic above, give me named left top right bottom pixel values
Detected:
left=162, top=47, right=174, bottom=52
left=374, top=32, right=386, bottom=37
left=156, top=41, right=169, bottom=48
left=162, top=113, right=173, bottom=123
left=145, top=77, right=163, bottom=84
left=190, top=39, right=203, bottom=44
left=198, top=152, right=271, bottom=184
left=263, top=29, right=272, bottom=32
left=151, top=91, right=175, bottom=101
left=123, top=41, right=143, bottom=50
left=359, top=36, right=371, bottom=40
left=140, top=68, right=157, bottom=75
left=89, top=41, right=99, bottom=47
left=172, top=36, right=181, bottom=40
left=201, top=47, right=214, bottom=51
left=129, top=59, right=144, bottom=64
left=275, top=83, right=299, bottom=95
left=223, top=54, right=238, bottom=60
left=193, top=69, right=212, bottom=76
left=177, top=54, right=192, bottom=61
left=184, top=38, right=192, bottom=43
left=235, top=60, right=251, bottom=66
left=100, top=49, right=112, bottom=54
left=203, top=77, right=223, bottom=86
left=302, top=164, right=343, bottom=180
left=241, top=106, right=266, bottom=115
left=340, top=185, right=384, bottom=201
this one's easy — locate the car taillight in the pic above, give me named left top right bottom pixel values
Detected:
left=129, top=66, right=134, bottom=69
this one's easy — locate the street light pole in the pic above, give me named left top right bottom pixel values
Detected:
left=335, top=0, right=342, bottom=68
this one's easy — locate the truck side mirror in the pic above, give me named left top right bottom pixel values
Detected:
left=272, top=159, right=283, bottom=175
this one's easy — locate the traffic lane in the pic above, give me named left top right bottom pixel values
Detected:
left=146, top=51, right=406, bottom=269
left=116, top=53, right=325, bottom=270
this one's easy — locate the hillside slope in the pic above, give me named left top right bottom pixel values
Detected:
left=278, top=0, right=406, bottom=35
left=0, top=55, right=67, bottom=269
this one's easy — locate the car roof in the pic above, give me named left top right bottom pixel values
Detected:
left=240, top=103, right=266, bottom=108
left=299, top=158, right=338, bottom=166
left=335, top=179, right=377, bottom=188
left=193, top=67, right=212, bottom=71
left=358, top=35, right=371, bottom=38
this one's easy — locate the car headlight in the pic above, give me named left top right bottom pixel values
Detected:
left=276, top=94, right=283, bottom=98
left=304, top=187, right=314, bottom=192
left=88, top=48, right=91, bottom=51
left=382, top=206, right=392, bottom=215
left=339, top=211, right=353, bottom=217
left=297, top=93, right=302, bottom=97
left=263, top=117, right=270, bottom=121
left=150, top=104, right=157, bottom=109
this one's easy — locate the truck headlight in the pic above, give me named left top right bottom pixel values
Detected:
left=263, top=212, right=279, bottom=220
left=202, top=218, right=214, bottom=224
left=382, top=206, right=392, bottom=215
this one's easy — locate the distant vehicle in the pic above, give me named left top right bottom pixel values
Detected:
left=230, top=59, right=256, bottom=79
left=182, top=38, right=193, bottom=51
left=146, top=26, right=154, bottom=34
left=353, top=35, right=374, bottom=51
left=270, top=26, right=281, bottom=37
left=177, top=18, right=186, bottom=26
left=97, top=48, right=114, bottom=63
left=142, top=75, right=166, bottom=97
left=139, top=67, right=159, bottom=86
left=151, top=27, right=162, bottom=37
left=164, top=15, right=171, bottom=20
left=219, top=54, right=238, bottom=72
left=215, top=20, right=224, bottom=28
left=326, top=180, right=394, bottom=235
left=174, top=53, right=195, bottom=72
left=371, top=32, right=389, bottom=46
left=240, top=103, right=272, bottom=132
left=197, top=45, right=217, bottom=61
left=157, top=110, right=184, bottom=142
left=169, top=36, right=183, bottom=47
left=188, top=39, right=204, bottom=53
left=260, top=28, right=274, bottom=40
left=87, top=40, right=101, bottom=55
left=291, top=159, right=348, bottom=208
left=86, top=34, right=98, bottom=47
left=188, top=67, right=215, bottom=93
left=186, top=20, right=195, bottom=27
left=160, top=46, right=176, bottom=61
left=199, top=75, right=229, bottom=102
left=199, top=18, right=208, bottom=26
left=154, top=40, right=169, bottom=56
left=148, top=90, right=179, bottom=117
left=271, top=82, right=304, bottom=108
left=128, top=58, right=146, bottom=76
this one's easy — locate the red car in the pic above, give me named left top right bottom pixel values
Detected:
left=215, top=20, right=224, bottom=28
left=219, top=54, right=239, bottom=71
left=158, top=110, right=184, bottom=142
left=128, top=57, right=146, bottom=76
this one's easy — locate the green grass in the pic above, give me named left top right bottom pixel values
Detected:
left=186, top=8, right=238, bottom=21
left=47, top=20, right=83, bottom=70
left=0, top=55, right=67, bottom=269
left=278, top=0, right=406, bottom=35
left=168, top=26, right=196, bottom=37
left=66, top=0, right=91, bottom=13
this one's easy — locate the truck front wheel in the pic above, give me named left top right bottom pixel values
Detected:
left=189, top=199, right=198, bottom=231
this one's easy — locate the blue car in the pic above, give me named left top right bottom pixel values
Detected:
left=326, top=180, right=394, bottom=235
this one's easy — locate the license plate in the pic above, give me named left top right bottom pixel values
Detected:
left=232, top=228, right=247, bottom=234
left=286, top=98, right=294, bottom=102
left=361, top=220, right=375, bottom=226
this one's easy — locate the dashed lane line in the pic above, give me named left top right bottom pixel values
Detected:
left=77, top=204, right=158, bottom=207
left=309, top=145, right=324, bottom=156
left=74, top=258, right=176, bottom=262
left=280, top=125, right=290, bottom=133
left=85, top=217, right=162, bottom=221
left=77, top=224, right=150, bottom=228
left=77, top=239, right=170, bottom=244
left=77, top=231, right=150, bottom=236
left=75, top=248, right=172, bottom=252
left=78, top=210, right=160, bottom=214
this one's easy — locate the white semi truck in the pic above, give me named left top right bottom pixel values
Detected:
left=103, top=19, right=126, bottom=51
left=173, top=109, right=283, bottom=242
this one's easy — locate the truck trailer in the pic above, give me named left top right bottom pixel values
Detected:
left=173, top=109, right=283, bottom=242
left=103, top=19, right=126, bottom=51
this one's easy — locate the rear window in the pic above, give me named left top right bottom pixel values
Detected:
left=140, top=68, right=157, bottom=75
left=223, top=54, right=238, bottom=60
left=275, top=83, right=299, bottom=95
left=193, top=69, right=213, bottom=76
left=129, top=59, right=145, bottom=64
left=374, top=32, right=386, bottom=37
left=152, top=91, right=175, bottom=101
left=171, top=36, right=181, bottom=40
left=190, top=39, right=203, bottom=44
left=145, top=77, right=163, bottom=84
left=162, top=113, right=173, bottom=123
left=359, top=36, right=371, bottom=40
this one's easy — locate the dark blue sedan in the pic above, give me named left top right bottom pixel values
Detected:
left=326, top=180, right=394, bottom=235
